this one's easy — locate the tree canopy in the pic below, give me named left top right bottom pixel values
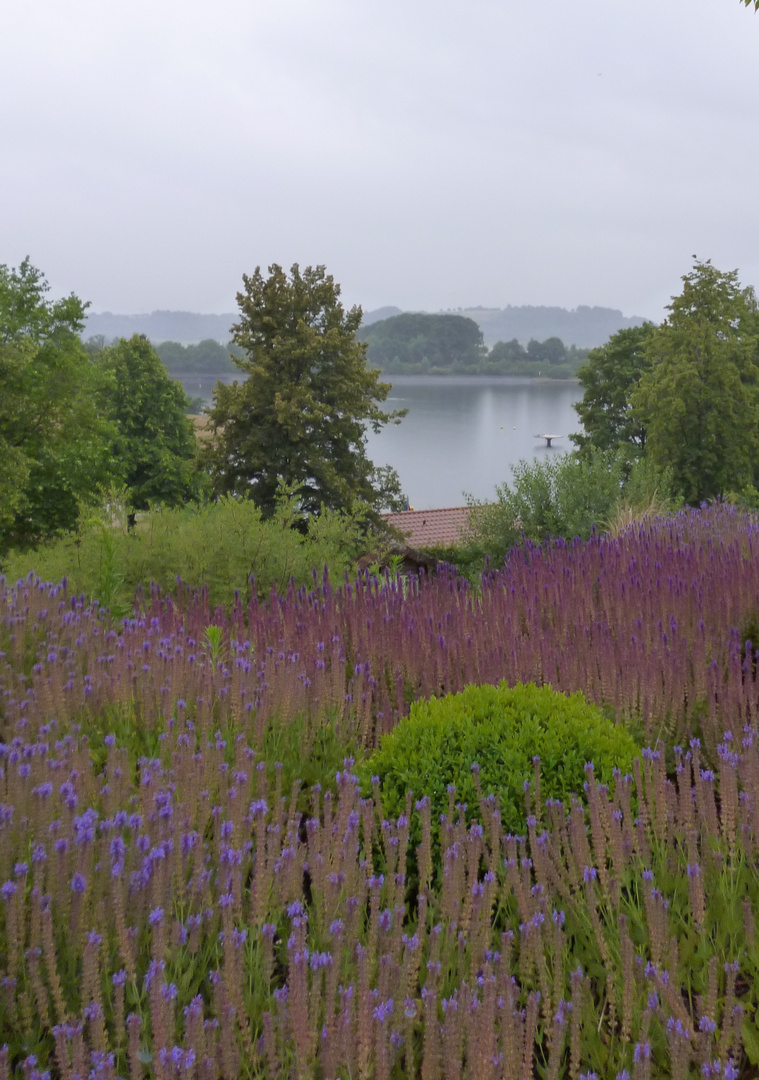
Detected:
left=357, top=312, right=485, bottom=373
left=572, top=259, right=759, bottom=506
left=96, top=335, right=201, bottom=512
left=153, top=338, right=239, bottom=374
left=633, top=261, right=759, bottom=504
left=0, top=259, right=117, bottom=553
left=571, top=323, right=656, bottom=456
left=489, top=336, right=588, bottom=378
left=358, top=313, right=587, bottom=377
left=204, top=264, right=406, bottom=517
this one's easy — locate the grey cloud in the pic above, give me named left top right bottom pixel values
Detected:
left=1, top=0, right=758, bottom=319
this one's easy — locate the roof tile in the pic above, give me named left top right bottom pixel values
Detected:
left=381, top=507, right=471, bottom=548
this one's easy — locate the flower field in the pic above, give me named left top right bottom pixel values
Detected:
left=3, top=503, right=759, bottom=1078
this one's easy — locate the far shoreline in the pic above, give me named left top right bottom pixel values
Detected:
left=171, top=368, right=580, bottom=385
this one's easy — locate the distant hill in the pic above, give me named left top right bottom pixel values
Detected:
left=452, top=305, right=651, bottom=348
left=82, top=306, right=403, bottom=344
left=83, top=310, right=237, bottom=344
left=82, top=304, right=650, bottom=349
left=361, top=305, right=402, bottom=326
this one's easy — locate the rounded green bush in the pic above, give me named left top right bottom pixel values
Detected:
left=364, top=681, right=639, bottom=835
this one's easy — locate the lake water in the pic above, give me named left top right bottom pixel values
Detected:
left=179, top=374, right=583, bottom=510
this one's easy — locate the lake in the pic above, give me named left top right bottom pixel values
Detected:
left=179, top=374, right=583, bottom=510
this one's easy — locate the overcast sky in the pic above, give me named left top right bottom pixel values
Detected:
left=2, top=0, right=758, bottom=321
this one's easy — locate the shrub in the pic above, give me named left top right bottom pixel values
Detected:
left=468, top=449, right=625, bottom=561
left=2, top=492, right=366, bottom=612
left=364, top=681, right=640, bottom=837
left=468, top=448, right=681, bottom=565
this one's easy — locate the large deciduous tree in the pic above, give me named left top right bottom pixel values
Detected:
left=571, top=323, right=656, bottom=457
left=204, top=264, right=406, bottom=517
left=632, top=260, right=759, bottom=504
left=97, top=334, right=201, bottom=512
left=0, top=259, right=117, bottom=553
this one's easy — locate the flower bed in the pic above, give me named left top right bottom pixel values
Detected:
left=2, top=504, right=759, bottom=1076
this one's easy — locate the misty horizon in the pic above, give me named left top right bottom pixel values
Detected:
left=82, top=300, right=652, bottom=350
left=3, top=0, right=757, bottom=324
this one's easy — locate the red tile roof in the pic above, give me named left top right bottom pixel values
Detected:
left=381, top=506, right=472, bottom=549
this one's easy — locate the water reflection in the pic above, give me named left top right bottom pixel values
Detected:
left=365, top=377, right=583, bottom=509
left=179, top=373, right=583, bottom=511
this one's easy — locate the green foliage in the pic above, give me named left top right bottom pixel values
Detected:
left=468, top=446, right=681, bottom=566
left=486, top=337, right=529, bottom=372
left=153, top=338, right=238, bottom=374
left=571, top=323, right=656, bottom=454
left=81, top=333, right=108, bottom=356
left=204, top=264, right=407, bottom=518
left=0, top=259, right=119, bottom=553
left=203, top=623, right=226, bottom=666
left=726, top=483, right=759, bottom=511
left=633, top=260, right=759, bottom=505
left=572, top=260, right=759, bottom=507
left=417, top=541, right=486, bottom=585
left=1, top=257, right=86, bottom=343
left=184, top=395, right=205, bottom=414
left=485, top=336, right=588, bottom=377
left=363, top=681, right=639, bottom=837
left=622, top=452, right=682, bottom=509
left=2, top=490, right=367, bottom=610
left=357, top=312, right=486, bottom=372
left=86, top=506, right=127, bottom=612
left=469, top=449, right=619, bottom=559
left=360, top=314, right=587, bottom=377
left=96, top=334, right=201, bottom=511
left=258, top=713, right=364, bottom=809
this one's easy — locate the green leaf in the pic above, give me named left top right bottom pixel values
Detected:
left=742, top=1016, right=759, bottom=1065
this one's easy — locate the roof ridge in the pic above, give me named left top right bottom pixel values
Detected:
left=381, top=506, right=470, bottom=515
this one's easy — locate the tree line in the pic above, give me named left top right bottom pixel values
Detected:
left=101, top=316, right=590, bottom=380
left=1, top=261, right=202, bottom=553
left=0, top=260, right=405, bottom=559
left=357, top=311, right=589, bottom=377
left=4, top=254, right=758, bottom=573
left=85, top=335, right=242, bottom=374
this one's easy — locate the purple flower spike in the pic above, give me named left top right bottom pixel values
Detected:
left=633, top=1042, right=651, bottom=1063
left=373, top=998, right=394, bottom=1023
left=70, top=873, right=86, bottom=894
